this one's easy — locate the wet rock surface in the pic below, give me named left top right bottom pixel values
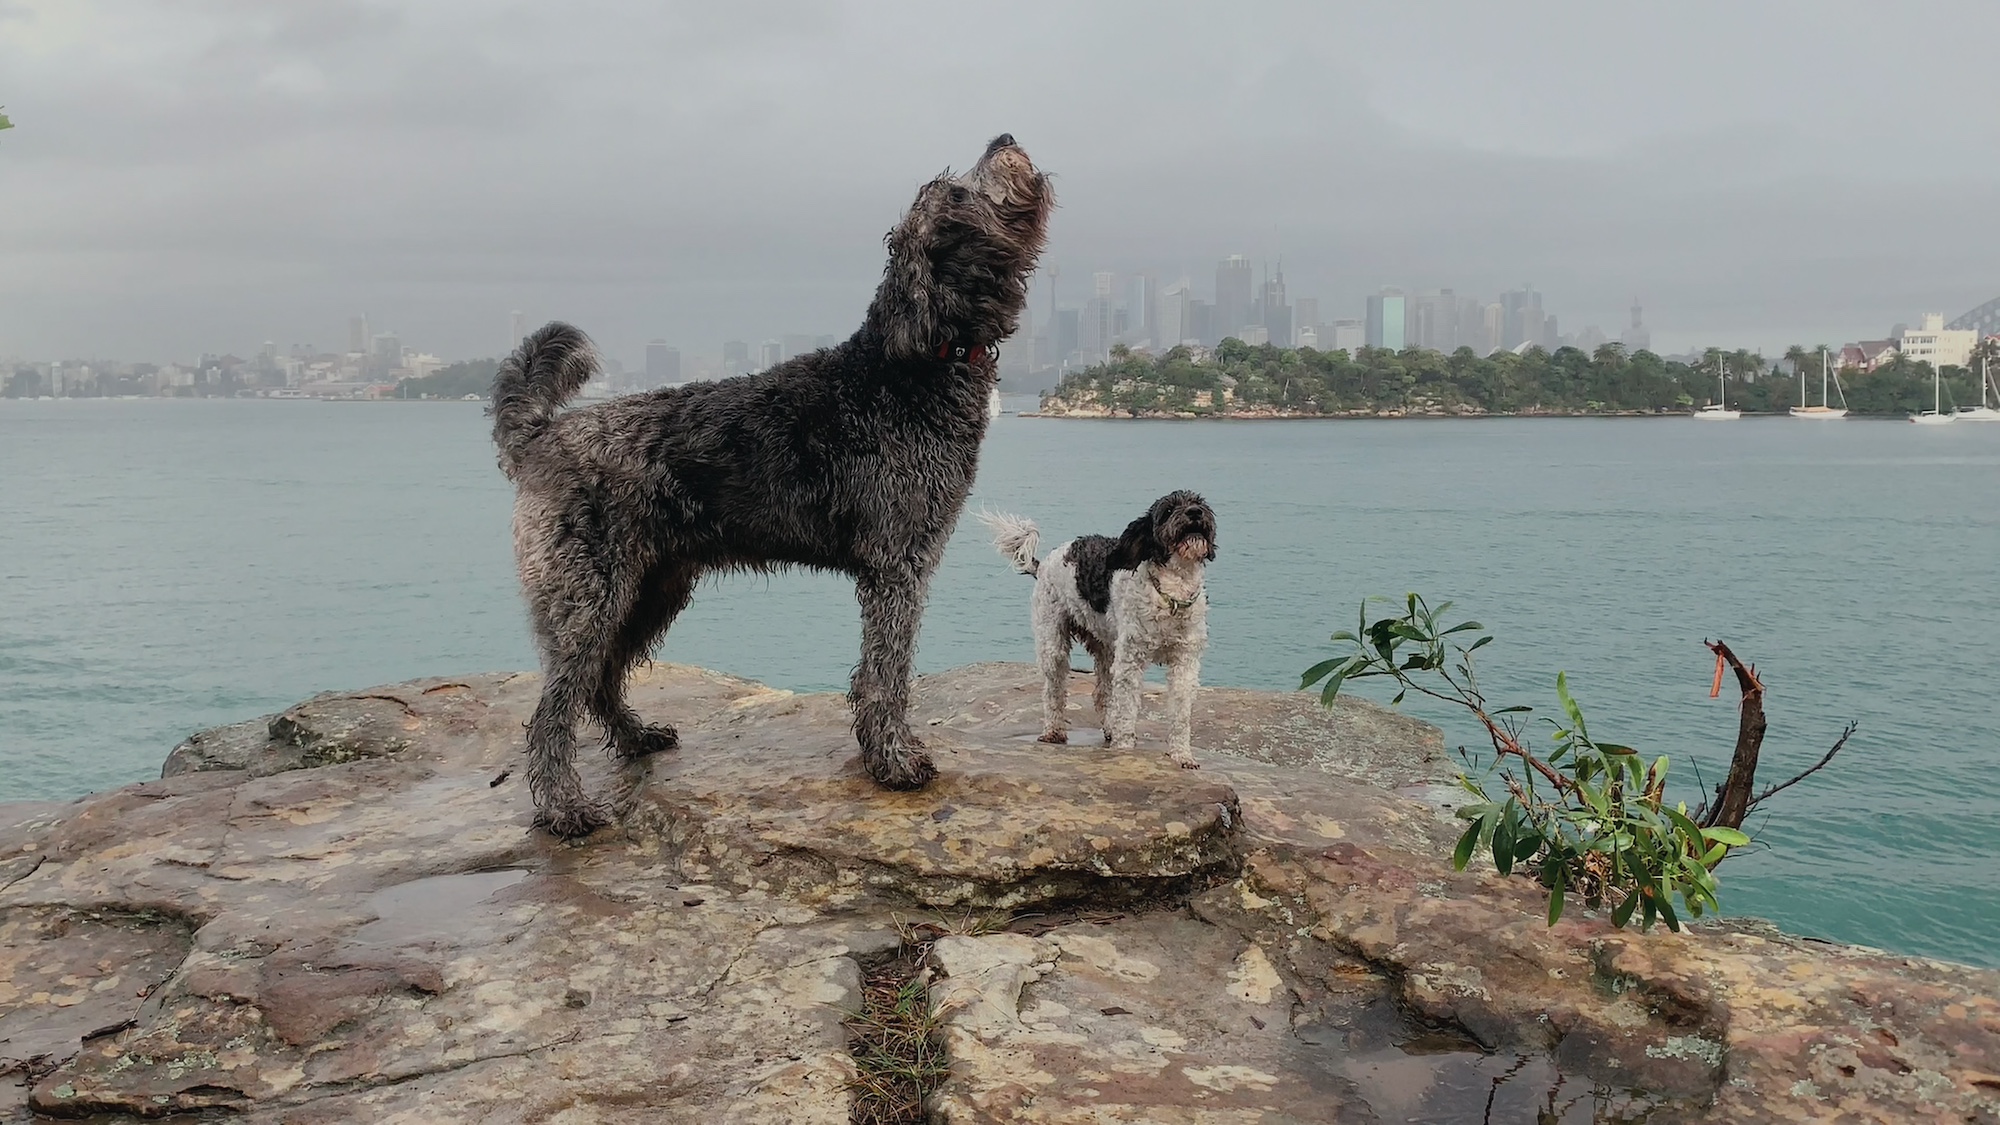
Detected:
left=0, top=662, right=1991, bottom=1123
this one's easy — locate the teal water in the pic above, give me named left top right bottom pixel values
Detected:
left=2, top=398, right=1996, bottom=966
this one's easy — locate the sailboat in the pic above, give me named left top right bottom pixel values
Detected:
left=1909, top=362, right=1955, bottom=424
left=1954, top=355, right=2000, bottom=422
left=1789, top=347, right=1847, bottom=419
left=1692, top=357, right=1741, bottom=420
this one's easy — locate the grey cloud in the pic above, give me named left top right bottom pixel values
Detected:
left=3, top=0, right=1998, bottom=364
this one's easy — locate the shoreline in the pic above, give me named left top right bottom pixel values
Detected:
left=1018, top=409, right=1931, bottom=421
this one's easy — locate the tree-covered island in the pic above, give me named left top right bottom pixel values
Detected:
left=1036, top=338, right=1998, bottom=418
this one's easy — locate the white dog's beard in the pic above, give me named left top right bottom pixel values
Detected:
left=1174, top=536, right=1209, bottom=561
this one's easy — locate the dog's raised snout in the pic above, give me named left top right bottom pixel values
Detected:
left=987, top=133, right=1017, bottom=152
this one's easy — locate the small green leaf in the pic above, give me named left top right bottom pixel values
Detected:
left=1467, top=635, right=1494, bottom=653
left=1700, top=826, right=1751, bottom=848
left=1328, top=630, right=1357, bottom=644
left=1390, top=689, right=1406, bottom=705
left=1547, top=864, right=1567, bottom=926
left=1493, top=704, right=1532, bottom=714
left=1441, top=620, right=1484, bottom=635
left=1555, top=671, right=1587, bottom=737
left=1452, top=820, right=1480, bottom=871
left=1612, top=892, right=1638, bottom=928
left=1318, top=664, right=1351, bottom=706
left=1299, top=657, right=1344, bottom=690
left=1597, top=743, right=1638, bottom=756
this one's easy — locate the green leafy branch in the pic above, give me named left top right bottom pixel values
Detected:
left=1302, top=594, right=1852, bottom=931
left=0, top=108, right=13, bottom=132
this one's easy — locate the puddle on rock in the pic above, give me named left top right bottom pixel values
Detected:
left=353, top=868, right=531, bottom=947
left=1295, top=998, right=1687, bottom=1124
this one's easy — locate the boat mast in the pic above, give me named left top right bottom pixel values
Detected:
left=1820, top=347, right=1830, bottom=408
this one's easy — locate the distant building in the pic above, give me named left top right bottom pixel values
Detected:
left=1620, top=300, right=1652, bottom=353
left=1480, top=304, right=1503, bottom=354
left=781, top=334, right=817, bottom=361
left=1574, top=325, right=1608, bottom=353
left=1839, top=340, right=1898, bottom=371
left=1293, top=297, right=1319, bottom=345
left=1365, top=288, right=1406, bottom=350
left=1897, top=312, right=1976, bottom=370
left=1500, top=285, right=1544, bottom=350
left=1257, top=263, right=1289, bottom=349
left=348, top=316, right=369, bottom=355
left=1080, top=294, right=1114, bottom=363
left=645, top=341, right=680, bottom=388
left=510, top=310, right=527, bottom=351
left=1158, top=281, right=1191, bottom=347
left=722, top=340, right=750, bottom=377
left=1188, top=300, right=1213, bottom=346
left=1407, top=289, right=1458, bottom=351
left=372, top=333, right=401, bottom=368
left=758, top=340, right=781, bottom=371
left=1215, top=256, right=1253, bottom=341
left=1125, top=273, right=1155, bottom=343
left=1239, top=324, right=1270, bottom=346
left=1053, top=308, right=1079, bottom=364
left=1329, top=319, right=1365, bottom=353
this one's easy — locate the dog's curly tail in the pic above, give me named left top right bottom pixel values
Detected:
left=490, top=321, right=598, bottom=478
left=977, top=510, right=1041, bottom=576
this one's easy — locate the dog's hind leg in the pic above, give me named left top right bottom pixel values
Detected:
left=593, top=566, right=696, bottom=761
left=852, top=570, right=938, bottom=789
left=525, top=648, right=608, bottom=839
left=1036, top=622, right=1074, bottom=745
left=1163, top=648, right=1201, bottom=769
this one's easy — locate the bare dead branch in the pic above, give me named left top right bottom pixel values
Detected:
left=1701, top=639, right=1769, bottom=829
left=1749, top=721, right=1858, bottom=810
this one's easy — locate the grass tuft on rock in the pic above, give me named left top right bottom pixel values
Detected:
left=845, top=944, right=950, bottom=1125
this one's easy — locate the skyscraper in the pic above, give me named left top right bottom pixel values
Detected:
left=509, top=310, right=527, bottom=351
left=1126, top=273, right=1156, bottom=342
left=372, top=332, right=401, bottom=368
left=1408, top=290, right=1457, bottom=351
left=1621, top=300, right=1652, bottom=353
left=1500, top=285, right=1544, bottom=350
left=1365, top=289, right=1406, bottom=350
left=758, top=341, right=781, bottom=371
left=1293, top=297, right=1320, bottom=345
left=645, top=341, right=680, bottom=388
left=1257, top=263, right=1290, bottom=351
left=722, top=340, right=750, bottom=377
left=348, top=315, right=368, bottom=355
left=1215, top=256, right=1253, bottom=341
left=1158, top=281, right=1191, bottom=347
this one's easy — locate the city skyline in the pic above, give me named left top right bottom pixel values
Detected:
left=7, top=3, right=2000, bottom=366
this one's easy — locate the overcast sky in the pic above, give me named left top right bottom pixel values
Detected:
left=5, top=0, right=2000, bottom=365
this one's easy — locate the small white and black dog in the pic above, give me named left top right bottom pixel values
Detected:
left=980, top=492, right=1216, bottom=768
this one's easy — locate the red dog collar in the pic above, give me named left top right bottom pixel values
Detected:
left=935, top=342, right=993, bottom=364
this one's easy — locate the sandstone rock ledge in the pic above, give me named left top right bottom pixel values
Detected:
left=0, top=663, right=1993, bottom=1124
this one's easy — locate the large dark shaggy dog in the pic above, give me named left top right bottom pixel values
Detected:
left=490, top=135, right=1051, bottom=837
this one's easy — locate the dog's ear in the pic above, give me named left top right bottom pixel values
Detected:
left=872, top=178, right=951, bottom=363
left=1109, top=515, right=1162, bottom=571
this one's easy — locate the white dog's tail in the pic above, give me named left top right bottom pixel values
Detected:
left=977, top=510, right=1041, bottom=576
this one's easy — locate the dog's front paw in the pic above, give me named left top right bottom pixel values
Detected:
left=618, top=723, right=679, bottom=760
left=1037, top=729, right=1068, bottom=745
left=534, top=799, right=612, bottom=841
left=1168, top=750, right=1200, bottom=770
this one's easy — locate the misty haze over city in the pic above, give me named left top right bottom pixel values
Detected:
left=6, top=0, right=2000, bottom=373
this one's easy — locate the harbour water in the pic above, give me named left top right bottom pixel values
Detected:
left=2, top=397, right=1996, bottom=966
